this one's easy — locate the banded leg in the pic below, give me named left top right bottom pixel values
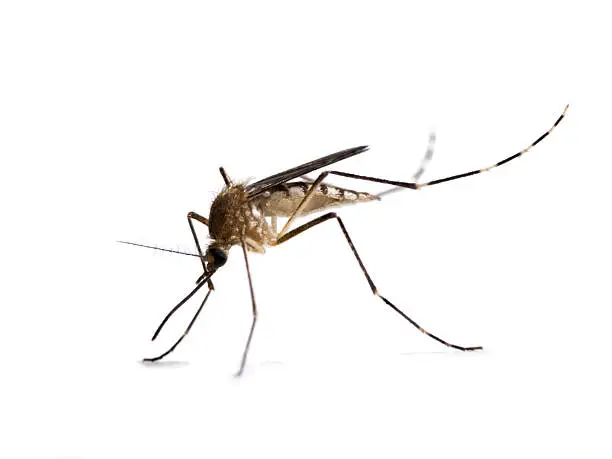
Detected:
left=417, top=104, right=567, bottom=188
left=275, top=212, right=482, bottom=352
left=278, top=105, right=568, bottom=238
left=299, top=132, right=434, bottom=196
left=235, top=239, right=258, bottom=377
left=144, top=276, right=214, bottom=361
left=300, top=132, right=436, bottom=199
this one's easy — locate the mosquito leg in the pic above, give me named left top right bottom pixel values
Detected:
left=235, top=240, right=258, bottom=377
left=304, top=132, right=435, bottom=199
left=187, top=211, right=208, bottom=271
left=277, top=163, right=421, bottom=237
left=275, top=212, right=482, bottom=352
left=144, top=287, right=213, bottom=362
left=412, top=132, right=437, bottom=183
left=376, top=132, right=436, bottom=199
left=299, top=174, right=343, bottom=186
left=149, top=274, right=212, bottom=341
left=416, top=105, right=568, bottom=188
left=187, top=211, right=214, bottom=289
left=278, top=105, right=568, bottom=238
left=219, top=167, right=233, bottom=186
left=300, top=175, right=340, bottom=191
left=187, top=212, right=208, bottom=271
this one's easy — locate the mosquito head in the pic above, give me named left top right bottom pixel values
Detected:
left=206, top=246, right=228, bottom=270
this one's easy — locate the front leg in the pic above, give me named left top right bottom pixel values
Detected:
left=187, top=211, right=214, bottom=289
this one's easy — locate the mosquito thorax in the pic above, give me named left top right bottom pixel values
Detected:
left=208, top=185, right=250, bottom=243
left=208, top=183, right=275, bottom=251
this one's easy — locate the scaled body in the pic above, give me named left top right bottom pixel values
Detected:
left=208, top=181, right=377, bottom=253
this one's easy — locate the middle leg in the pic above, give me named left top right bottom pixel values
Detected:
left=235, top=239, right=259, bottom=377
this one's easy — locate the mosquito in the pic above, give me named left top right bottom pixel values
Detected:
left=120, top=105, right=568, bottom=376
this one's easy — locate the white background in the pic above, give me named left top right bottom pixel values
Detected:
left=1, top=1, right=610, bottom=458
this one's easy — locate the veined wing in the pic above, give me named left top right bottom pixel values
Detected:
left=245, top=145, right=368, bottom=199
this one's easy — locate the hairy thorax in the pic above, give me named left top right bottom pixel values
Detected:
left=208, top=185, right=274, bottom=251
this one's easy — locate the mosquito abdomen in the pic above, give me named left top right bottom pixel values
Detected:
left=258, top=181, right=377, bottom=218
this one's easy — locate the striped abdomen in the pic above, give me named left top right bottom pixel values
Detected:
left=257, top=181, right=378, bottom=218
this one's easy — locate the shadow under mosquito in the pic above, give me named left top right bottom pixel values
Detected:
left=260, top=360, right=286, bottom=366
left=399, top=350, right=486, bottom=357
left=139, top=360, right=190, bottom=368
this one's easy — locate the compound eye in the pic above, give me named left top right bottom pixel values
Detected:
left=209, top=248, right=227, bottom=268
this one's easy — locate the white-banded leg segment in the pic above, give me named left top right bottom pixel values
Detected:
left=277, top=105, right=568, bottom=238
left=416, top=104, right=568, bottom=189
left=275, top=212, right=482, bottom=352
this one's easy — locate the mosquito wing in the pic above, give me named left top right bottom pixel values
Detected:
left=245, top=145, right=368, bottom=199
